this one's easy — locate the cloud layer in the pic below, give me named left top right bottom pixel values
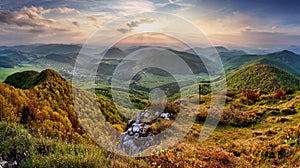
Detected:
left=0, top=6, right=80, bottom=33
left=117, top=19, right=154, bottom=34
left=0, top=0, right=299, bottom=49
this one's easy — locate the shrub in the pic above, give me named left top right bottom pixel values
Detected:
left=275, top=89, right=286, bottom=100
left=243, top=89, right=259, bottom=102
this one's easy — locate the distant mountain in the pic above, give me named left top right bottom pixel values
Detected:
left=45, top=53, right=77, bottom=65
left=265, top=50, right=299, bottom=64
left=168, top=49, right=209, bottom=74
left=102, top=47, right=127, bottom=59
left=252, top=58, right=300, bottom=77
left=185, top=46, right=246, bottom=55
left=0, top=49, right=28, bottom=68
left=28, top=44, right=82, bottom=54
left=0, top=49, right=28, bottom=61
left=95, top=46, right=211, bottom=78
left=224, top=50, right=300, bottom=77
left=226, top=64, right=300, bottom=93
left=185, top=46, right=247, bottom=62
left=124, top=45, right=152, bottom=53
left=287, top=45, right=300, bottom=54
left=0, top=57, right=18, bottom=68
left=4, top=44, right=82, bottom=54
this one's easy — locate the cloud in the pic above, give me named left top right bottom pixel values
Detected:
left=196, top=12, right=258, bottom=35
left=0, top=7, right=53, bottom=28
left=101, top=0, right=155, bottom=16
left=155, top=0, right=194, bottom=13
left=116, top=28, right=130, bottom=34
left=272, top=26, right=278, bottom=30
left=0, top=6, right=80, bottom=33
left=127, top=19, right=154, bottom=28
left=47, top=7, right=80, bottom=14
left=87, top=16, right=99, bottom=22
left=72, top=21, right=80, bottom=28
left=86, top=15, right=101, bottom=28
left=117, top=18, right=154, bottom=34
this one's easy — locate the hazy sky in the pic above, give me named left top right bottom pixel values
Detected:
left=0, top=0, right=299, bottom=50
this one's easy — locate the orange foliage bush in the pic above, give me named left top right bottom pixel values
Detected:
left=275, top=89, right=286, bottom=100
left=243, top=89, right=260, bottom=102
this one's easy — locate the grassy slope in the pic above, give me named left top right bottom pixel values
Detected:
left=0, top=122, right=149, bottom=168
left=224, top=50, right=300, bottom=77
left=226, top=64, right=300, bottom=93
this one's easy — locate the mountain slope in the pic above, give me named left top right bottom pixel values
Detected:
left=0, top=49, right=28, bottom=68
left=252, top=58, right=300, bottom=77
left=1, top=69, right=127, bottom=142
left=103, top=47, right=127, bottom=59
left=224, top=50, right=300, bottom=77
left=226, top=64, right=300, bottom=92
left=186, top=46, right=247, bottom=62
left=25, top=44, right=82, bottom=54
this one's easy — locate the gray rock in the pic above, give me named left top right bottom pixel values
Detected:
left=0, top=161, right=7, bottom=167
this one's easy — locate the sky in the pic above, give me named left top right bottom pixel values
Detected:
left=0, top=0, right=299, bottom=51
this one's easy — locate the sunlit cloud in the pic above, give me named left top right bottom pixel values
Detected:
left=101, top=0, right=156, bottom=16
left=117, top=19, right=155, bottom=34
left=86, top=16, right=101, bottom=28
left=195, top=12, right=257, bottom=35
left=0, top=6, right=80, bottom=32
left=0, top=6, right=84, bottom=45
left=0, top=0, right=299, bottom=49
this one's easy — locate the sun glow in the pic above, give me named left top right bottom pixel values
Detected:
left=133, top=22, right=164, bottom=33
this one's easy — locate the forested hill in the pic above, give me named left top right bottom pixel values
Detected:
left=0, top=69, right=127, bottom=142
left=226, top=64, right=300, bottom=93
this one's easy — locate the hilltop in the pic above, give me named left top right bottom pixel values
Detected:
left=224, top=50, right=300, bottom=77
left=226, top=64, right=300, bottom=93
left=1, top=69, right=127, bottom=142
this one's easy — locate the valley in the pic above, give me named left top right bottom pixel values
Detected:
left=0, top=44, right=300, bottom=167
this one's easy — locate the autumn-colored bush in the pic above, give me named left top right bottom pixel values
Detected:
left=275, top=89, right=286, bottom=100
left=243, top=89, right=260, bottom=102
left=220, top=108, right=258, bottom=126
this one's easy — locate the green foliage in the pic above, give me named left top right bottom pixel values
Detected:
left=4, top=70, right=40, bottom=89
left=224, top=50, right=300, bottom=77
left=227, top=64, right=300, bottom=93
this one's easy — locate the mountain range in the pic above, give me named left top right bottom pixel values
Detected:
left=0, top=44, right=300, bottom=93
left=0, top=44, right=299, bottom=75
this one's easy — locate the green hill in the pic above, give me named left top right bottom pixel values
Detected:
left=0, top=56, right=18, bottom=68
left=252, top=58, right=300, bottom=77
left=226, top=64, right=300, bottom=93
left=0, top=49, right=29, bottom=68
left=4, top=70, right=40, bottom=89
left=224, top=50, right=300, bottom=77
